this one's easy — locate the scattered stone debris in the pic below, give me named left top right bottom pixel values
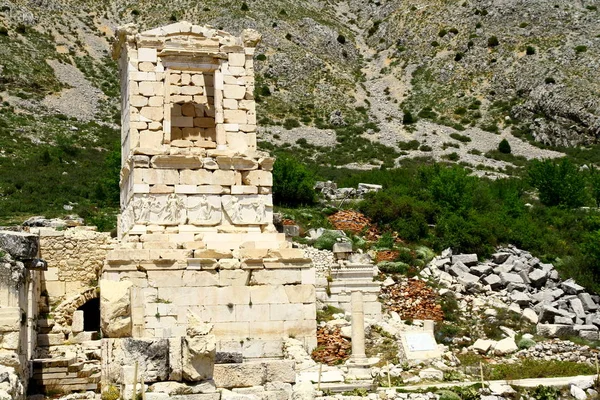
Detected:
left=422, top=246, right=600, bottom=341
left=312, top=326, right=352, bottom=365
left=381, top=278, right=444, bottom=321
left=315, top=181, right=382, bottom=201
left=327, top=210, right=379, bottom=239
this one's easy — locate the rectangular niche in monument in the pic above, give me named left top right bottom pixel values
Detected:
left=168, top=71, right=217, bottom=148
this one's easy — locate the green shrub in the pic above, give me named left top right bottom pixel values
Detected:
left=337, top=34, right=346, bottom=44
left=526, top=45, right=536, bottom=55
left=314, top=231, right=347, bottom=250
left=545, top=77, right=556, bottom=84
left=272, top=155, right=315, bottom=206
left=450, top=133, right=471, bottom=142
left=487, top=36, right=499, bottom=47
left=0, top=27, right=7, bottom=36
left=449, top=28, right=459, bottom=34
left=438, top=28, right=448, bottom=37
left=498, top=138, right=511, bottom=154
left=443, top=152, right=460, bottom=161
left=574, top=45, right=588, bottom=53
left=240, top=2, right=249, bottom=11
left=15, top=24, right=26, bottom=34
left=256, top=54, right=267, bottom=61
left=283, top=118, right=300, bottom=130
left=285, top=33, right=292, bottom=40
left=517, top=337, right=536, bottom=349
left=377, top=261, right=411, bottom=275
left=431, top=41, right=440, bottom=47
left=419, top=145, right=433, bottom=152
left=437, top=391, right=461, bottom=400
left=402, top=111, right=416, bottom=125
left=398, top=139, right=420, bottom=150
left=530, top=385, right=560, bottom=400
left=130, top=9, right=140, bottom=16
left=454, top=52, right=464, bottom=61
left=418, top=107, right=437, bottom=119
left=528, top=158, right=587, bottom=208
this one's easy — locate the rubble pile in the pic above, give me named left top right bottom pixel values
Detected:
left=311, top=326, right=352, bottom=365
left=381, top=279, right=444, bottom=321
left=327, top=210, right=372, bottom=234
left=376, top=250, right=400, bottom=263
left=315, top=181, right=382, bottom=201
left=422, top=247, right=600, bottom=341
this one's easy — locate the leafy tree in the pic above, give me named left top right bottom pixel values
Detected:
left=272, top=155, right=315, bottom=206
left=498, top=138, right=511, bottom=154
left=528, top=158, right=587, bottom=208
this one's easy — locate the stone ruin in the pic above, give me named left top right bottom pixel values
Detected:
left=101, top=21, right=316, bottom=392
left=0, top=22, right=395, bottom=400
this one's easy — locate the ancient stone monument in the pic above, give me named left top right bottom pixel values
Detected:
left=99, top=21, right=316, bottom=389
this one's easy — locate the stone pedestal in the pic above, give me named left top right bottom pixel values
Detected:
left=345, top=291, right=377, bottom=380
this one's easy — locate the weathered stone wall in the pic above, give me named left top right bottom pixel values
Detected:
left=37, top=227, right=113, bottom=306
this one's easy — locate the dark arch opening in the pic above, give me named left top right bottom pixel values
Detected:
left=77, top=297, right=100, bottom=332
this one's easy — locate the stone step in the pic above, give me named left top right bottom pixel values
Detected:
left=32, top=357, right=76, bottom=369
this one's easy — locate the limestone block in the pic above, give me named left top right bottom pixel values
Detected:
left=204, top=287, right=250, bottom=305
left=265, top=360, right=295, bottom=383
left=213, top=170, right=236, bottom=186
left=149, top=96, right=164, bottom=107
left=138, top=61, right=156, bottom=72
left=0, top=331, right=19, bottom=350
left=223, top=99, right=238, bottom=109
left=180, top=169, right=213, bottom=185
left=138, top=48, right=158, bottom=62
left=182, top=270, right=219, bottom=287
left=100, top=280, right=132, bottom=338
left=229, top=53, right=246, bottom=67
left=242, top=170, right=272, bottom=187
left=203, top=158, right=219, bottom=169
left=0, top=308, right=21, bottom=333
left=224, top=110, right=247, bottom=124
left=37, top=333, right=65, bottom=346
left=234, top=305, right=270, bottom=322
left=259, top=158, right=274, bottom=171
left=104, top=338, right=169, bottom=383
left=139, top=169, right=179, bottom=185
left=250, top=286, right=289, bottom=304
left=139, top=82, right=164, bottom=97
left=230, top=186, right=258, bottom=195
left=140, top=130, right=163, bottom=148
left=131, top=71, right=157, bottom=81
left=212, top=322, right=250, bottom=339
left=181, top=86, right=204, bottom=95
left=0, top=231, right=39, bottom=259
left=152, top=155, right=203, bottom=169
left=183, top=335, right=216, bottom=381
left=251, top=270, right=301, bottom=285
left=223, top=85, right=246, bottom=100
left=131, top=95, right=149, bottom=107
left=283, top=320, right=315, bottom=337
left=140, top=107, right=164, bottom=122
left=71, top=310, right=84, bottom=333
left=270, top=304, right=304, bottom=321
left=219, top=270, right=249, bottom=286
left=283, top=285, right=315, bottom=303
left=213, top=363, right=266, bottom=388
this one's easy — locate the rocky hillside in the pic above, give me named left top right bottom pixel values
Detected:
left=0, top=0, right=598, bottom=218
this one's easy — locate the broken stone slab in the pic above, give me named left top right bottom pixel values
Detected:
left=538, top=305, right=571, bottom=323
left=150, top=380, right=217, bottom=395
left=182, top=335, right=216, bottom=381
left=528, top=269, right=548, bottom=288
left=539, top=263, right=554, bottom=273
left=100, top=280, right=132, bottom=338
left=509, top=291, right=530, bottom=306
left=499, top=272, right=524, bottom=286
left=491, top=252, right=510, bottom=264
left=470, top=264, right=493, bottom=276
left=536, top=323, right=576, bottom=338
left=579, top=330, right=600, bottom=341
left=522, top=308, right=539, bottom=324
left=451, top=254, right=478, bottom=266
left=418, top=368, right=443, bottom=381
left=554, top=316, right=574, bottom=324
left=471, top=339, right=496, bottom=354
left=561, top=279, right=584, bottom=295
left=569, top=298, right=586, bottom=319
left=332, top=242, right=352, bottom=253
left=493, top=337, right=518, bottom=355
left=482, top=274, right=502, bottom=290
left=448, top=261, right=470, bottom=277
left=578, top=293, right=598, bottom=311
left=456, top=272, right=479, bottom=286
left=0, top=231, right=39, bottom=259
